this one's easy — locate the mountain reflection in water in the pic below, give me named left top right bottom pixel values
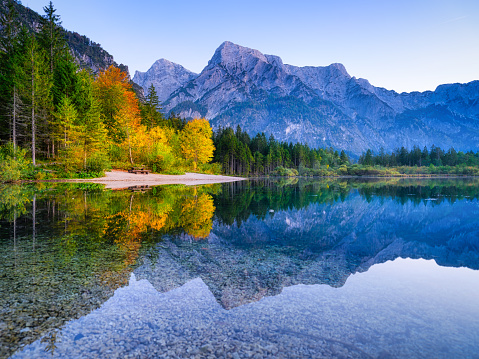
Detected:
left=1, top=178, right=479, bottom=358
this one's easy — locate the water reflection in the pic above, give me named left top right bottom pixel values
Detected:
left=0, top=183, right=218, bottom=358
left=12, top=259, right=479, bottom=359
left=1, top=178, right=479, bottom=358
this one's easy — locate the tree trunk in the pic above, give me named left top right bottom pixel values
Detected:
left=31, top=52, right=36, bottom=166
left=13, top=206, right=17, bottom=268
left=84, top=141, right=87, bottom=170
left=126, top=125, right=133, bottom=165
left=32, top=194, right=36, bottom=251
left=13, top=85, right=17, bottom=153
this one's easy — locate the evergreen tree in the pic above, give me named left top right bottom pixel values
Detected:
left=0, top=0, right=22, bottom=146
left=421, top=146, right=430, bottom=166
left=20, top=34, right=51, bottom=165
left=38, top=1, right=64, bottom=74
left=340, top=150, right=349, bottom=165
left=54, top=95, right=77, bottom=149
left=363, top=149, right=373, bottom=166
left=141, top=84, right=163, bottom=129
left=52, top=48, right=78, bottom=106
left=75, top=70, right=107, bottom=169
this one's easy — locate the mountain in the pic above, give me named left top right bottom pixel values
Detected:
left=4, top=1, right=145, bottom=100
left=134, top=41, right=479, bottom=156
left=4, top=0, right=126, bottom=74
left=133, top=59, right=197, bottom=104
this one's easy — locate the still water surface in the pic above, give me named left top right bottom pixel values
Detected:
left=1, top=178, right=478, bottom=358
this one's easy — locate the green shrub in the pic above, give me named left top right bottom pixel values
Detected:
left=273, top=166, right=299, bottom=177
left=198, top=163, right=222, bottom=175
left=0, top=144, right=31, bottom=182
left=163, top=169, right=185, bottom=175
left=86, top=152, right=111, bottom=173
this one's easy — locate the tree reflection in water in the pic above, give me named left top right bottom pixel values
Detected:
left=1, top=178, right=479, bottom=357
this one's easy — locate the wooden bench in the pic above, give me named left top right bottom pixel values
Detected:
left=128, top=185, right=151, bottom=192
left=128, top=167, right=151, bottom=174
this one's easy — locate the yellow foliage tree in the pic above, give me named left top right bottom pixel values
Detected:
left=130, top=125, right=172, bottom=168
left=180, top=118, right=215, bottom=170
left=180, top=192, right=215, bottom=239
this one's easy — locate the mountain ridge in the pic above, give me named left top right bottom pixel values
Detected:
left=133, top=41, right=479, bottom=156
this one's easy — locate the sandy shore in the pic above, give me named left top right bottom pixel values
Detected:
left=67, top=170, right=245, bottom=189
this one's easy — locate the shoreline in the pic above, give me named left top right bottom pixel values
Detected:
left=38, top=170, right=246, bottom=189
left=9, top=172, right=478, bottom=188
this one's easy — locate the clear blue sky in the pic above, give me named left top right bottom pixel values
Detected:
left=22, top=0, right=479, bottom=93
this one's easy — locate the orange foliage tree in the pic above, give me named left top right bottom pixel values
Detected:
left=94, top=66, right=141, bottom=164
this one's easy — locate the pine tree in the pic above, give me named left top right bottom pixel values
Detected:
left=54, top=95, right=77, bottom=149
left=339, top=150, right=349, bottom=165
left=0, top=0, right=21, bottom=146
left=75, top=70, right=107, bottom=169
left=38, top=1, right=64, bottom=75
left=20, top=34, right=51, bottom=165
left=141, top=84, right=163, bottom=129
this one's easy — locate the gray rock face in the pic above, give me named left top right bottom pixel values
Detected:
left=133, top=41, right=479, bottom=156
left=133, top=59, right=197, bottom=103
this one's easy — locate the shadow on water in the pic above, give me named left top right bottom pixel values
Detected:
left=1, top=178, right=479, bottom=357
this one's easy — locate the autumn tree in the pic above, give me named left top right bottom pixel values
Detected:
left=180, top=118, right=215, bottom=170
left=94, top=66, right=141, bottom=164
left=54, top=95, right=77, bottom=149
left=180, top=191, right=215, bottom=239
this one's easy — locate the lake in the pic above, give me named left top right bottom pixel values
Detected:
left=1, top=178, right=478, bottom=358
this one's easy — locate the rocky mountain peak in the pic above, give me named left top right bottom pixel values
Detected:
left=133, top=41, right=479, bottom=156
left=265, top=54, right=284, bottom=68
left=150, top=58, right=176, bottom=70
left=132, top=59, right=197, bottom=103
left=207, top=41, right=269, bottom=69
left=328, top=63, right=350, bottom=78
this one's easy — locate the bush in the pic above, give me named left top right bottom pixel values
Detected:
left=149, top=152, right=176, bottom=173
left=0, top=157, right=23, bottom=182
left=108, top=144, right=124, bottom=162
left=76, top=171, right=104, bottom=179
left=0, top=144, right=31, bottom=182
left=86, top=152, right=111, bottom=173
left=198, top=163, right=222, bottom=175
left=273, top=166, right=299, bottom=177
left=163, top=169, right=186, bottom=175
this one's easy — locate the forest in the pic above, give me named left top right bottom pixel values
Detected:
left=213, top=126, right=349, bottom=176
left=0, top=1, right=216, bottom=182
left=1, top=0, right=479, bottom=183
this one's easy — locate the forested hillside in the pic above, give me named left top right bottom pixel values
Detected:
left=1, top=0, right=118, bottom=72
left=0, top=1, right=216, bottom=181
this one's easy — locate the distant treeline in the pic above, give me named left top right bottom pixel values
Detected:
left=358, top=146, right=479, bottom=167
left=213, top=126, right=349, bottom=176
left=213, top=127, right=479, bottom=177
